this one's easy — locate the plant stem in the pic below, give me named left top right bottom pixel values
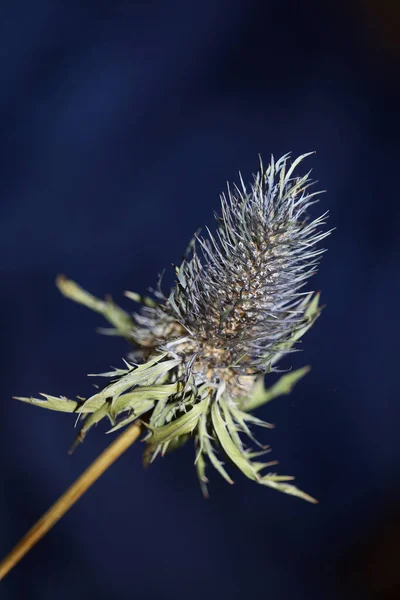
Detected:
left=0, top=422, right=142, bottom=581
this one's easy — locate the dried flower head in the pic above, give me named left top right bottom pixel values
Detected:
left=17, top=153, right=330, bottom=502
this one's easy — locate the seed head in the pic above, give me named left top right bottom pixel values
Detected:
left=17, top=153, right=330, bottom=502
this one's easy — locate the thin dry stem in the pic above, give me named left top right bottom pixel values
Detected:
left=0, top=422, right=142, bottom=581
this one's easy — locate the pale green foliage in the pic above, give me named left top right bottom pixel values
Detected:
left=240, top=367, right=311, bottom=412
left=16, top=154, right=328, bottom=502
left=16, top=280, right=321, bottom=501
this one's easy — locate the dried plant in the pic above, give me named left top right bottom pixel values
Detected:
left=16, top=152, right=330, bottom=502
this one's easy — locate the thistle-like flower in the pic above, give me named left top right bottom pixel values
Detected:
left=18, top=153, right=330, bottom=502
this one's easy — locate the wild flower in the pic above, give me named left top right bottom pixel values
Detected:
left=17, top=152, right=330, bottom=502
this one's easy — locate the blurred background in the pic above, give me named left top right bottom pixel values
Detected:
left=1, top=1, right=399, bottom=598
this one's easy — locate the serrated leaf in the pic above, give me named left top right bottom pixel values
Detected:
left=110, top=383, right=179, bottom=418
left=149, top=397, right=169, bottom=427
left=252, top=460, right=279, bottom=473
left=227, top=403, right=266, bottom=448
left=199, top=410, right=233, bottom=485
left=221, top=401, right=244, bottom=449
left=83, top=357, right=180, bottom=412
left=106, top=411, right=139, bottom=434
left=211, top=401, right=258, bottom=481
left=203, top=436, right=233, bottom=485
left=14, top=394, right=81, bottom=413
left=106, top=399, right=155, bottom=433
left=270, top=292, right=321, bottom=365
left=87, top=366, right=130, bottom=378
left=240, top=366, right=310, bottom=412
left=259, top=479, right=318, bottom=504
left=145, top=397, right=208, bottom=449
left=69, top=403, right=112, bottom=452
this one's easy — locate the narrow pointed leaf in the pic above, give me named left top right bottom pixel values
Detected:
left=211, top=401, right=258, bottom=481
left=240, top=366, right=311, bottom=412
left=145, top=398, right=208, bottom=449
left=14, top=394, right=81, bottom=413
left=259, top=479, right=318, bottom=503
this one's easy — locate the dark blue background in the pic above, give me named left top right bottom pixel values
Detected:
left=1, top=1, right=399, bottom=599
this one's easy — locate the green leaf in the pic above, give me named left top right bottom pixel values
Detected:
left=211, top=401, right=258, bottom=481
left=149, top=396, right=169, bottom=427
left=202, top=437, right=233, bottom=485
left=226, top=403, right=267, bottom=448
left=106, top=399, right=155, bottom=433
left=271, top=292, right=322, bottom=365
left=110, top=383, right=179, bottom=418
left=211, top=399, right=317, bottom=502
left=69, top=403, right=112, bottom=452
left=164, top=434, right=191, bottom=453
left=195, top=449, right=209, bottom=498
left=259, top=479, right=318, bottom=504
left=83, top=356, right=180, bottom=412
left=199, top=411, right=233, bottom=485
left=15, top=354, right=181, bottom=427
left=239, top=366, right=310, bottom=412
left=220, top=402, right=244, bottom=450
left=14, top=394, right=81, bottom=413
left=144, top=397, right=208, bottom=449
left=124, top=290, right=158, bottom=308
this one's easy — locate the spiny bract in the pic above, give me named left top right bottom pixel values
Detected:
left=17, top=153, right=330, bottom=502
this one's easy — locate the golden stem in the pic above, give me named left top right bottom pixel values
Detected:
left=0, top=422, right=142, bottom=581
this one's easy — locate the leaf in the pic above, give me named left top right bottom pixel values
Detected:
left=259, top=479, right=318, bottom=504
left=271, top=292, right=322, bottom=365
left=69, top=403, right=111, bottom=452
left=252, top=460, right=279, bottom=473
left=227, top=403, right=267, bottom=448
left=164, top=434, right=191, bottom=453
left=293, top=292, right=321, bottom=341
left=202, top=436, right=233, bottom=485
left=124, top=290, right=158, bottom=308
left=83, top=356, right=180, bottom=412
left=210, top=399, right=316, bottom=501
left=198, top=411, right=233, bottom=485
left=221, top=402, right=244, bottom=450
left=14, top=394, right=81, bottom=413
left=110, top=383, right=179, bottom=418
left=87, top=366, right=131, bottom=378
left=195, top=450, right=209, bottom=498
left=106, top=399, right=155, bottom=433
left=239, top=366, right=310, bottom=412
left=284, top=152, right=315, bottom=185
left=230, top=402, right=275, bottom=428
left=211, top=401, right=258, bottom=481
left=144, top=398, right=208, bottom=449
left=149, top=397, right=169, bottom=427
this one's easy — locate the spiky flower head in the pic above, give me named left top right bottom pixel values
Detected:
left=18, top=153, right=330, bottom=502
